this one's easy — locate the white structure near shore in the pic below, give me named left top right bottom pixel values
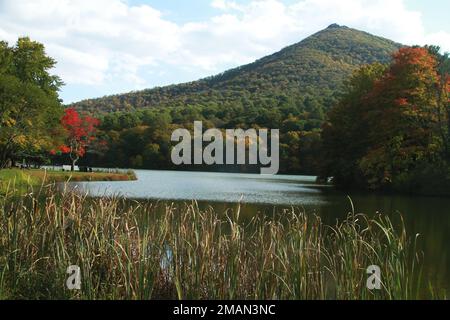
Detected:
left=43, top=165, right=80, bottom=172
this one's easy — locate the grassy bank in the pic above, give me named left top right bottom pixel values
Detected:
left=0, top=168, right=136, bottom=194
left=0, top=187, right=430, bottom=300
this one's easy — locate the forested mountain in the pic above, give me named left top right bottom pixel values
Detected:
left=72, top=24, right=401, bottom=114
left=69, top=25, right=404, bottom=174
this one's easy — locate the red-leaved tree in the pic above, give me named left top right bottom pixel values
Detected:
left=58, top=108, right=100, bottom=171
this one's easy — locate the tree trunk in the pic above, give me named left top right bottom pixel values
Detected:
left=70, top=156, right=78, bottom=172
left=0, top=146, right=12, bottom=169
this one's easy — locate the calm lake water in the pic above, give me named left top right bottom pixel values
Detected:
left=72, top=169, right=450, bottom=296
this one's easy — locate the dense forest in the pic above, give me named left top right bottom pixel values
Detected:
left=72, top=25, right=402, bottom=174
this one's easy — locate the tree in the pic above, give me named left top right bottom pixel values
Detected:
left=58, top=108, right=100, bottom=171
left=321, top=63, right=386, bottom=186
left=0, top=37, right=63, bottom=168
left=361, top=47, right=443, bottom=188
left=424, top=45, right=450, bottom=159
left=322, top=47, right=448, bottom=190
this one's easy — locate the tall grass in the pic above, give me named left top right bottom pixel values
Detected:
left=0, top=186, right=424, bottom=300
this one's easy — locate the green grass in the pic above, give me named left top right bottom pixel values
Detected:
left=0, top=168, right=136, bottom=194
left=0, top=186, right=429, bottom=300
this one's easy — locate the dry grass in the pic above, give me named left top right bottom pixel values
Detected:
left=0, top=186, right=425, bottom=300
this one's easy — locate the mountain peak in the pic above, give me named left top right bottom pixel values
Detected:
left=326, top=23, right=345, bottom=29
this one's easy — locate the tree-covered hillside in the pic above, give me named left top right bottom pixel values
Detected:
left=72, top=24, right=401, bottom=115
left=67, top=25, right=403, bottom=174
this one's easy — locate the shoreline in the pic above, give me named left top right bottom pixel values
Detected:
left=0, top=168, right=137, bottom=193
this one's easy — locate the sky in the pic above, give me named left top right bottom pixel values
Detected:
left=0, top=0, right=449, bottom=104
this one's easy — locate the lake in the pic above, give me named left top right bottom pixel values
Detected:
left=71, top=169, right=450, bottom=296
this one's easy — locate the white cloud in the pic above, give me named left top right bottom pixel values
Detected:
left=0, top=0, right=448, bottom=102
left=0, top=0, right=181, bottom=87
left=424, top=31, right=450, bottom=52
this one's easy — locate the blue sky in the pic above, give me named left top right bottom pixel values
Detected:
left=406, top=0, right=450, bottom=33
left=0, top=0, right=448, bottom=104
left=129, top=0, right=450, bottom=31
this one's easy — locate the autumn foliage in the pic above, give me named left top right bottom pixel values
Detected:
left=51, top=108, right=100, bottom=170
left=322, top=46, right=450, bottom=191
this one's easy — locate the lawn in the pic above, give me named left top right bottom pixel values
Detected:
left=0, top=168, right=136, bottom=193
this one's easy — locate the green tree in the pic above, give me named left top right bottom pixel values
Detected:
left=0, top=37, right=63, bottom=168
left=322, top=63, right=386, bottom=186
left=424, top=45, right=450, bottom=159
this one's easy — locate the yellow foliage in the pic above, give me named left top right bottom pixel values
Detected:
left=13, top=135, right=27, bottom=146
left=2, top=118, right=16, bottom=127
